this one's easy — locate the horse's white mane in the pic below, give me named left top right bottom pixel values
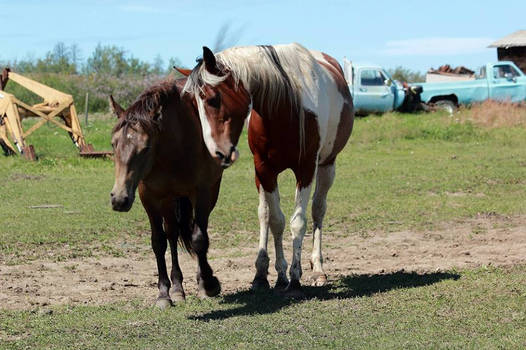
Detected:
left=184, top=43, right=318, bottom=113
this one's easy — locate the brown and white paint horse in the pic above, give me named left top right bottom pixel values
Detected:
left=182, top=43, right=353, bottom=295
left=109, top=77, right=250, bottom=307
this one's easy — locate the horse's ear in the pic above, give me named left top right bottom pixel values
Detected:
left=109, top=95, right=125, bottom=118
left=202, top=46, right=218, bottom=74
left=173, top=66, right=191, bottom=77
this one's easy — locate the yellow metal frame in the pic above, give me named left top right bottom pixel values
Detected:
left=0, top=68, right=87, bottom=159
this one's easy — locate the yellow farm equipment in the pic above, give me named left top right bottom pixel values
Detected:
left=0, top=68, right=110, bottom=160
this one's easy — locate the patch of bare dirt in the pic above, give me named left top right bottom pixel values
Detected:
left=1, top=216, right=525, bottom=310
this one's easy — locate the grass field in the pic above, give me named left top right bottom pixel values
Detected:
left=1, top=109, right=525, bottom=348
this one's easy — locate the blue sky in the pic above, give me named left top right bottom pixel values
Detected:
left=1, top=0, right=525, bottom=72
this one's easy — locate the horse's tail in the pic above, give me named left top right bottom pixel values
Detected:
left=176, top=197, right=195, bottom=255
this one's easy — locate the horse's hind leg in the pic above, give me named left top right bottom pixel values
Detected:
left=310, top=163, right=335, bottom=286
left=164, top=205, right=187, bottom=302
left=193, top=188, right=221, bottom=298
left=286, top=182, right=313, bottom=297
left=166, top=237, right=185, bottom=302
left=192, top=221, right=221, bottom=298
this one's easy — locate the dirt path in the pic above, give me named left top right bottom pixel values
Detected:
left=1, top=216, right=525, bottom=310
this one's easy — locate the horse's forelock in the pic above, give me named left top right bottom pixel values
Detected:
left=183, top=61, right=232, bottom=97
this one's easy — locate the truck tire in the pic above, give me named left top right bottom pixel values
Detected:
left=434, top=100, right=456, bottom=115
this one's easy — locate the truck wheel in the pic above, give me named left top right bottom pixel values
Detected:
left=434, top=100, right=456, bottom=115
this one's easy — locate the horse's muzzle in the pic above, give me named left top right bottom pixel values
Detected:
left=110, top=191, right=134, bottom=212
left=216, top=146, right=239, bottom=169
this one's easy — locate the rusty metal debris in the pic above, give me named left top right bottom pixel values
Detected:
left=426, top=65, right=475, bottom=83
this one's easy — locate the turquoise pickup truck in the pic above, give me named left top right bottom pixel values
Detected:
left=343, top=59, right=423, bottom=115
left=417, top=61, right=526, bottom=112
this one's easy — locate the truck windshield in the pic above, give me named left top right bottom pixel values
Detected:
left=493, top=65, right=520, bottom=79
left=361, top=69, right=386, bottom=86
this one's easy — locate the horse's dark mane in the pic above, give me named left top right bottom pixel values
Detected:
left=112, top=79, right=179, bottom=134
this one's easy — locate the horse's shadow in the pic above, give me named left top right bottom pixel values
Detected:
left=189, top=270, right=460, bottom=321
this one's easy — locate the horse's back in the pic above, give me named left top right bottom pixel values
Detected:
left=242, top=44, right=353, bottom=173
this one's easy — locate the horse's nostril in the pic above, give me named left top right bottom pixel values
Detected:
left=110, top=192, right=115, bottom=198
left=215, top=151, right=225, bottom=160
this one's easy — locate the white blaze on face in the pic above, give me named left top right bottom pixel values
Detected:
left=196, top=95, right=219, bottom=157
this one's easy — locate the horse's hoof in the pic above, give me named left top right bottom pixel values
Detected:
left=155, top=298, right=173, bottom=309
left=251, top=276, right=270, bottom=291
left=311, top=273, right=328, bottom=287
left=199, top=276, right=221, bottom=298
left=284, top=280, right=305, bottom=299
left=274, top=276, right=289, bottom=290
left=171, top=291, right=186, bottom=303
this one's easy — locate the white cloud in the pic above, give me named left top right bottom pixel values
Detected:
left=383, top=37, right=494, bottom=56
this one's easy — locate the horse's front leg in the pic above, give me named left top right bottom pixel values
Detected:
left=140, top=187, right=172, bottom=308
left=146, top=210, right=172, bottom=308
left=252, top=176, right=288, bottom=290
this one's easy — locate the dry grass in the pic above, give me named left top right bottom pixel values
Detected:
left=458, top=100, right=526, bottom=128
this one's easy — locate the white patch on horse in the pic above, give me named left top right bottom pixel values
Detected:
left=196, top=96, right=218, bottom=157
left=309, top=50, right=346, bottom=164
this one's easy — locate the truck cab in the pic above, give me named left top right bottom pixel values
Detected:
left=487, top=62, right=526, bottom=101
left=418, top=61, right=526, bottom=107
left=343, top=59, right=407, bottom=114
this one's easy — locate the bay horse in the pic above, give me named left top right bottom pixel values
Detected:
left=109, top=77, right=251, bottom=307
left=181, top=43, right=353, bottom=296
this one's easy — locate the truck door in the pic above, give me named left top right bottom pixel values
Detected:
left=489, top=64, right=525, bottom=102
left=353, top=68, right=395, bottom=113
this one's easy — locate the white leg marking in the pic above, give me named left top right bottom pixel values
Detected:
left=254, top=185, right=287, bottom=285
left=255, top=184, right=270, bottom=280
left=289, top=184, right=313, bottom=283
left=311, top=164, right=335, bottom=282
left=268, top=188, right=287, bottom=286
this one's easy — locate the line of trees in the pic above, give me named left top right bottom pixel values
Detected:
left=3, top=42, right=182, bottom=76
left=388, top=66, right=425, bottom=83
left=1, top=43, right=185, bottom=112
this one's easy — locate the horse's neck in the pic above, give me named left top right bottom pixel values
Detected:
left=156, top=96, right=203, bottom=157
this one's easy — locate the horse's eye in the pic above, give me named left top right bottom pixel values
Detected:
left=207, top=94, right=221, bottom=109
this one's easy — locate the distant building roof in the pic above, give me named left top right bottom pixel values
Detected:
left=489, top=30, right=526, bottom=48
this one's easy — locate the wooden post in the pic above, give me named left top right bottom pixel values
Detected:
left=84, top=92, right=89, bottom=126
